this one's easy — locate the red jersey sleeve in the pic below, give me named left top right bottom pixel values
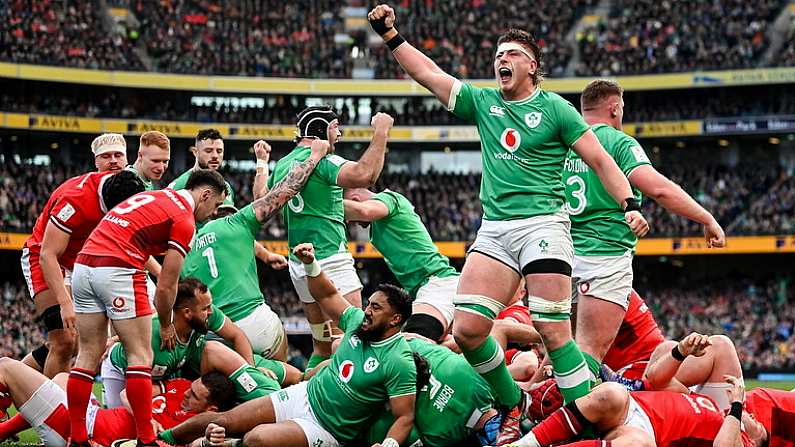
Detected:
left=48, top=197, right=88, bottom=235
left=167, top=217, right=195, bottom=258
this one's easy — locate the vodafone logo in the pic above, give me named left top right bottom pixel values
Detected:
left=339, top=360, right=355, bottom=383
left=500, top=128, right=521, bottom=153
left=112, top=297, right=126, bottom=309
left=578, top=282, right=590, bottom=295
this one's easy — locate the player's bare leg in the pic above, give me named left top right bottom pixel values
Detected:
left=68, top=311, right=108, bottom=443
left=409, top=303, right=449, bottom=342
left=0, top=357, right=50, bottom=408
left=33, top=289, right=77, bottom=378
left=164, top=394, right=278, bottom=444
left=453, top=252, right=522, bottom=408
left=112, top=315, right=155, bottom=444
left=646, top=336, right=741, bottom=409
left=243, top=422, right=309, bottom=447
left=574, top=295, right=626, bottom=379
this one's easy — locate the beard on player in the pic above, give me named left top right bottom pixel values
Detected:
left=354, top=310, right=392, bottom=342
left=187, top=313, right=211, bottom=334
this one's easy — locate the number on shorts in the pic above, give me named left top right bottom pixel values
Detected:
left=566, top=176, right=587, bottom=215
left=202, top=247, right=219, bottom=278
left=114, top=194, right=156, bottom=214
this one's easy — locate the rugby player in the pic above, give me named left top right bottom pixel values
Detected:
left=159, top=242, right=417, bottom=447
left=124, top=131, right=171, bottom=191
left=168, top=128, right=235, bottom=207
left=368, top=4, right=647, bottom=414
left=20, top=170, right=145, bottom=378
left=269, top=108, right=393, bottom=369
left=181, top=142, right=309, bottom=361
left=502, top=375, right=752, bottom=447
left=67, top=170, right=227, bottom=447
left=92, top=133, right=128, bottom=172
left=69, top=135, right=331, bottom=446
left=0, top=357, right=236, bottom=447
left=563, top=79, right=726, bottom=385
left=344, top=187, right=459, bottom=342
left=101, top=278, right=272, bottom=408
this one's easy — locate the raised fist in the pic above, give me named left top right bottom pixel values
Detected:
left=368, top=4, right=396, bottom=34
left=371, top=112, right=394, bottom=132
left=293, top=243, right=316, bottom=264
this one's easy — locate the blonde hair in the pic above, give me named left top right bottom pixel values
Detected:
left=139, top=131, right=170, bottom=151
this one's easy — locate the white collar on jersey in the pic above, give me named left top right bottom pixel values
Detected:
left=177, top=189, right=196, bottom=210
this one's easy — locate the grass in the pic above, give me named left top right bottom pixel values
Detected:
left=2, top=381, right=794, bottom=446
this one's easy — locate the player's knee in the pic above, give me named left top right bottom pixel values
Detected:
left=242, top=427, right=268, bottom=447
left=452, top=316, right=489, bottom=349
left=403, top=313, right=445, bottom=342
left=48, top=331, right=77, bottom=356
left=590, top=382, right=629, bottom=412
left=708, top=334, right=736, bottom=355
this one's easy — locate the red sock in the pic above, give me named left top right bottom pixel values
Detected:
left=532, top=405, right=585, bottom=445
left=66, top=368, right=95, bottom=443
left=560, top=441, right=612, bottom=447
left=126, top=365, right=155, bottom=444
left=0, top=414, right=30, bottom=440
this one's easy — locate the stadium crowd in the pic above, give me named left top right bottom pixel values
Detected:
left=576, top=0, right=785, bottom=76
left=4, top=0, right=795, bottom=78
left=0, top=0, right=143, bottom=70
left=1, top=159, right=793, bottom=239
left=6, top=82, right=795, bottom=127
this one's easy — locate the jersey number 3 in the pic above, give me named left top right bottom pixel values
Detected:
left=566, top=176, right=587, bottom=215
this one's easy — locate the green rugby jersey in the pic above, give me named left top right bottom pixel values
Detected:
left=124, top=165, right=154, bottom=191
left=268, top=146, right=349, bottom=260
left=181, top=204, right=264, bottom=321
left=370, top=190, right=458, bottom=297
left=450, top=82, right=589, bottom=220
left=305, top=307, right=416, bottom=442
left=109, top=304, right=225, bottom=379
left=562, top=123, right=650, bottom=256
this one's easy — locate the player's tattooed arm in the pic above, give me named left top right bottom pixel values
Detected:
left=252, top=139, right=330, bottom=222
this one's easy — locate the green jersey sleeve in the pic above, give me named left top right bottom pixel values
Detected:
left=384, top=350, right=417, bottom=398
left=338, top=306, right=364, bottom=333
left=372, top=191, right=399, bottom=218
left=208, top=304, right=226, bottom=333
left=554, top=98, right=590, bottom=147
left=614, top=136, right=651, bottom=176
left=316, top=154, right=348, bottom=186
left=228, top=204, right=261, bottom=238
left=449, top=81, right=480, bottom=123
left=266, top=173, right=275, bottom=189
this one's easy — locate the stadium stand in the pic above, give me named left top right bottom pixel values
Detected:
left=5, top=79, right=795, bottom=126
left=576, top=0, right=787, bottom=76
left=0, top=0, right=144, bottom=70
left=0, top=159, right=792, bottom=238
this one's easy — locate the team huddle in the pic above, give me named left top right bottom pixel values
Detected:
left=0, top=3, right=793, bottom=447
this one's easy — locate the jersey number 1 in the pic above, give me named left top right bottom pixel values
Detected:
left=202, top=247, right=219, bottom=278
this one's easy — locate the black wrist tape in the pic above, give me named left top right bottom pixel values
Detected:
left=729, top=401, right=743, bottom=421
left=386, top=33, right=406, bottom=51
left=671, top=345, right=687, bottom=361
left=624, top=197, right=641, bottom=212
left=369, top=16, right=393, bottom=35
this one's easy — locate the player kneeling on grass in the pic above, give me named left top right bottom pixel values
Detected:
left=159, top=242, right=417, bottom=447
left=0, top=357, right=235, bottom=447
